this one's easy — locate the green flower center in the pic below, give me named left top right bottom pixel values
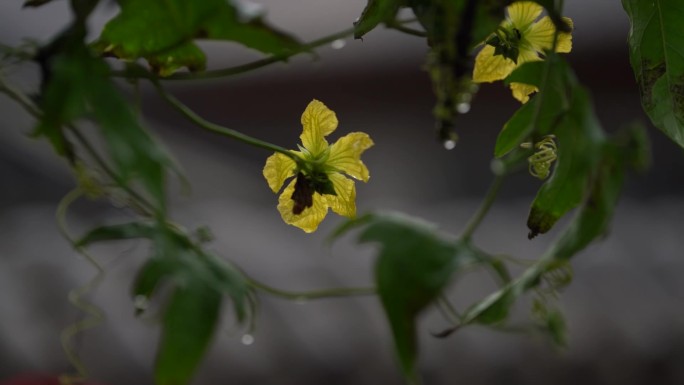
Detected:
left=486, top=26, right=522, bottom=63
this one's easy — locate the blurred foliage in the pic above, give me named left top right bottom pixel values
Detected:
left=0, top=0, right=677, bottom=384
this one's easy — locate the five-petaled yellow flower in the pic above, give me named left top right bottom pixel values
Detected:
left=263, top=100, right=373, bottom=233
left=473, top=1, right=573, bottom=103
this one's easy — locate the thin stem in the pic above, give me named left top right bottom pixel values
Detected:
left=153, top=81, right=297, bottom=159
left=114, top=27, right=355, bottom=81
left=68, top=127, right=157, bottom=216
left=388, top=23, right=427, bottom=38
left=461, top=174, right=504, bottom=240
left=0, top=73, right=41, bottom=118
left=248, top=278, right=375, bottom=301
left=56, top=189, right=105, bottom=379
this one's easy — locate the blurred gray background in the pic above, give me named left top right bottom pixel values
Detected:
left=2, top=1, right=684, bottom=384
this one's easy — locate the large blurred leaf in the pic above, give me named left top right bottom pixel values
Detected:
left=336, top=212, right=476, bottom=382
left=155, top=277, right=222, bottom=385
left=35, top=25, right=170, bottom=208
left=622, top=0, right=684, bottom=148
left=95, top=0, right=301, bottom=76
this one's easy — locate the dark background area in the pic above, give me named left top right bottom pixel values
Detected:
left=1, top=1, right=684, bottom=384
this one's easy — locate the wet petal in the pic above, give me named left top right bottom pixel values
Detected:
left=263, top=153, right=297, bottom=193
left=508, top=1, right=543, bottom=31
left=326, top=173, right=356, bottom=218
left=327, top=132, right=373, bottom=182
left=277, top=178, right=329, bottom=233
left=473, top=45, right=518, bottom=83
left=510, top=82, right=539, bottom=103
left=300, top=99, right=338, bottom=156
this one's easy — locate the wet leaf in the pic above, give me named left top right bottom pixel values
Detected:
left=623, top=0, right=684, bottom=148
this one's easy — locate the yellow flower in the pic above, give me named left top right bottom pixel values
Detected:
left=472, top=1, right=573, bottom=103
left=263, top=100, right=374, bottom=233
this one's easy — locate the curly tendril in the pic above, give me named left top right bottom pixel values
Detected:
left=521, top=135, right=558, bottom=180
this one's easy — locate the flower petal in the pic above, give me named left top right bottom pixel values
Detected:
left=277, top=178, right=329, bottom=233
left=327, top=132, right=373, bottom=182
left=300, top=99, right=338, bottom=156
left=263, top=153, right=297, bottom=193
left=473, top=45, right=518, bottom=83
left=510, top=82, right=539, bottom=103
left=508, top=1, right=543, bottom=31
left=326, top=173, right=356, bottom=218
left=524, top=16, right=573, bottom=53
left=555, top=17, right=573, bottom=53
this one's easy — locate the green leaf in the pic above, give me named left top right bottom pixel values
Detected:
left=95, top=0, right=301, bottom=76
left=155, top=278, right=222, bottom=385
left=495, top=58, right=571, bottom=157
left=336, top=212, right=475, bottom=381
left=527, top=87, right=605, bottom=238
left=622, top=0, right=684, bottom=148
left=130, top=229, right=253, bottom=384
left=132, top=256, right=182, bottom=315
left=353, top=0, right=402, bottom=39
left=35, top=30, right=171, bottom=209
left=76, top=222, right=157, bottom=247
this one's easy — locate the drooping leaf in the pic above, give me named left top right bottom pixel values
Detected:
left=622, top=0, right=684, bottom=148
left=500, top=56, right=605, bottom=238
left=335, top=212, right=476, bottom=381
left=95, top=0, right=301, bottom=76
left=353, top=0, right=402, bottom=39
left=129, top=229, right=254, bottom=384
left=527, top=87, right=605, bottom=238
left=155, top=277, right=222, bottom=385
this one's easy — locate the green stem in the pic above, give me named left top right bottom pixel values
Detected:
left=248, top=278, right=375, bottom=300
left=388, top=23, right=427, bottom=38
left=152, top=81, right=297, bottom=159
left=114, top=27, right=355, bottom=81
left=461, top=174, right=504, bottom=240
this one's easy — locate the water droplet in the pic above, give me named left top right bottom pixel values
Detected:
left=241, top=334, right=255, bottom=345
left=490, top=159, right=506, bottom=176
left=456, top=102, right=471, bottom=114
left=330, top=39, right=346, bottom=50
left=443, top=139, right=457, bottom=150
left=133, top=295, right=148, bottom=311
